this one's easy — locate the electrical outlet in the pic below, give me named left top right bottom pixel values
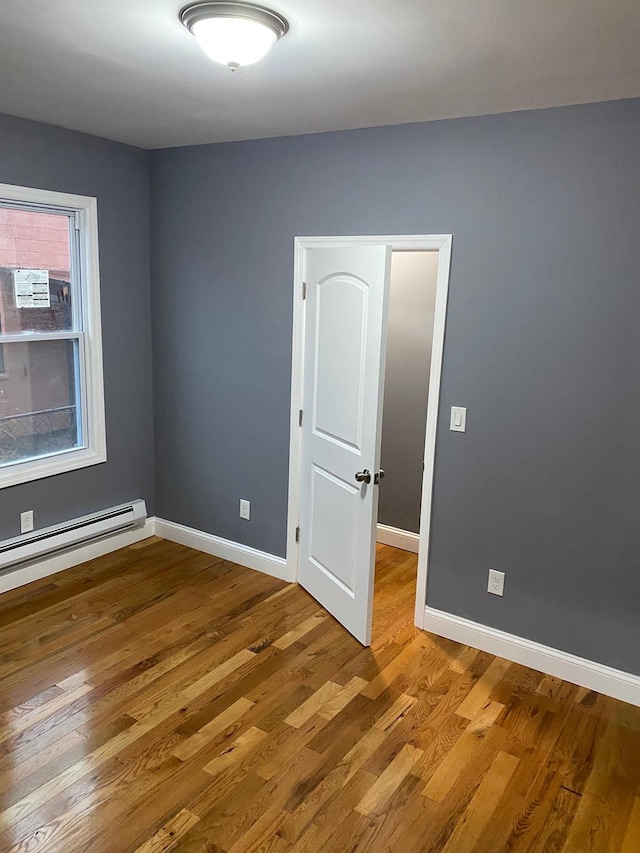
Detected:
left=488, top=569, right=505, bottom=597
left=20, top=510, right=34, bottom=534
left=239, top=499, right=251, bottom=520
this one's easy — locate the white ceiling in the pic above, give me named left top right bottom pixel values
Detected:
left=1, top=0, right=640, bottom=149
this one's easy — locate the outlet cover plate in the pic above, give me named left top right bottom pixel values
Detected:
left=488, top=569, right=505, bottom=596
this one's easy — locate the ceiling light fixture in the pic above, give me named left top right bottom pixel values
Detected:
left=180, top=1, right=289, bottom=70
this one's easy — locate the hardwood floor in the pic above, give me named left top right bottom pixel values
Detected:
left=0, top=538, right=638, bottom=852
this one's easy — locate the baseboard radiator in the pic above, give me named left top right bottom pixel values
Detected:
left=0, top=500, right=147, bottom=572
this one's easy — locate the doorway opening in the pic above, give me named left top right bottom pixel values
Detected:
left=377, top=250, right=439, bottom=558
left=287, top=236, right=453, bottom=645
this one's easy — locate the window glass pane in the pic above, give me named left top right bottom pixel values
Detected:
left=0, top=207, right=73, bottom=333
left=0, top=340, right=80, bottom=466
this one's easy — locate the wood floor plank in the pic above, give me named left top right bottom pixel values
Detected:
left=316, top=675, right=368, bottom=721
left=225, top=803, right=289, bottom=853
left=456, top=657, right=512, bottom=720
left=168, top=772, right=266, bottom=852
left=284, top=680, right=343, bottom=729
left=621, top=796, right=640, bottom=853
left=172, top=697, right=255, bottom=762
left=528, top=785, right=581, bottom=853
left=277, top=757, right=378, bottom=844
left=0, top=538, right=637, bottom=852
left=0, top=648, right=260, bottom=830
left=373, top=692, right=417, bottom=733
left=202, top=726, right=267, bottom=778
left=0, top=682, right=93, bottom=746
left=355, top=743, right=423, bottom=817
left=422, top=705, right=505, bottom=804
left=0, top=728, right=87, bottom=798
left=440, top=750, right=519, bottom=851
left=272, top=612, right=327, bottom=649
left=132, top=808, right=200, bottom=853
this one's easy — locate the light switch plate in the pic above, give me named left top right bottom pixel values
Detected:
left=450, top=406, right=467, bottom=432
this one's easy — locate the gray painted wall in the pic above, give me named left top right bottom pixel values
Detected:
left=379, top=251, right=438, bottom=534
left=0, top=113, right=154, bottom=538
left=150, top=98, right=640, bottom=675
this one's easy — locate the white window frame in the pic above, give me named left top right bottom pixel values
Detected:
left=0, top=183, right=106, bottom=488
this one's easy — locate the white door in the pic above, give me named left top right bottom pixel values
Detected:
left=298, top=245, right=391, bottom=645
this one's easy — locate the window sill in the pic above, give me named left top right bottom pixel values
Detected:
left=0, top=445, right=107, bottom=490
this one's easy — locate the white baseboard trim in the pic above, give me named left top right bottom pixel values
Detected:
left=377, top=523, right=420, bottom=553
left=0, top=517, right=157, bottom=596
left=154, top=518, right=293, bottom=583
left=424, top=605, right=640, bottom=707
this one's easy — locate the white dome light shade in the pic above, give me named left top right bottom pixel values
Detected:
left=181, top=2, right=289, bottom=69
left=192, top=17, right=276, bottom=67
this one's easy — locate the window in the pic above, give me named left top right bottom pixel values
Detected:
left=0, top=184, right=105, bottom=488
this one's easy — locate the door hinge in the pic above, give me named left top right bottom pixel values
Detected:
left=295, top=526, right=300, bottom=543
left=299, top=409, right=303, bottom=427
left=302, top=281, right=307, bottom=300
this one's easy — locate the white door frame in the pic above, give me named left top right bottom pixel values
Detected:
left=286, top=235, right=453, bottom=630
